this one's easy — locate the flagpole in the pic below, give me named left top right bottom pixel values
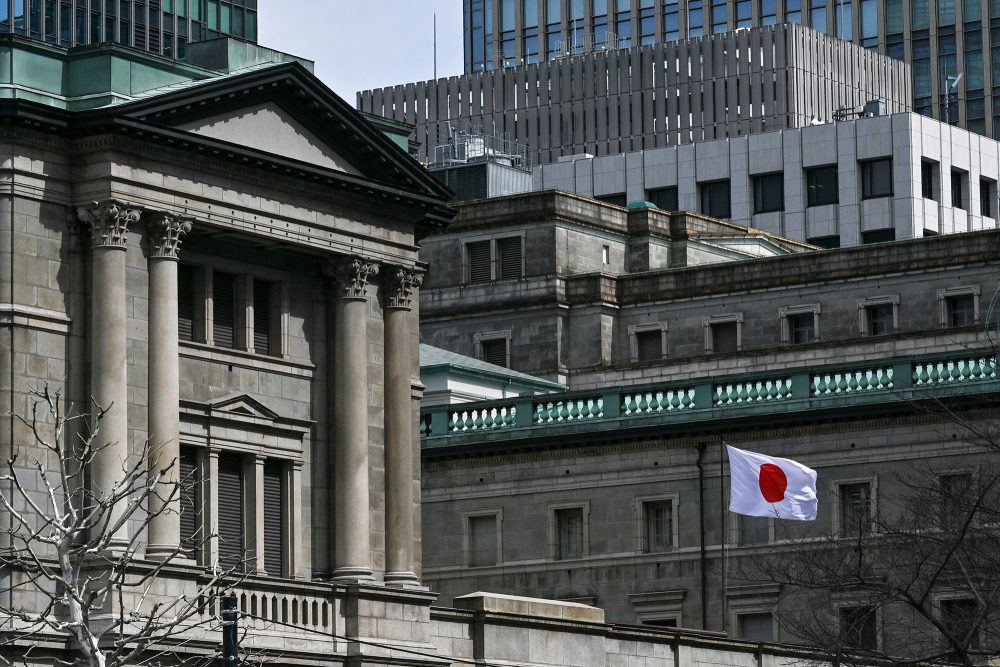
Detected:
left=719, top=438, right=728, bottom=634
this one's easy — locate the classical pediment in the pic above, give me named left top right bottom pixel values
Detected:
left=176, top=101, right=362, bottom=175
left=208, top=394, right=280, bottom=422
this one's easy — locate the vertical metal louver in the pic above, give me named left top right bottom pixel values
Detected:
left=213, top=272, right=235, bottom=349
left=713, top=322, right=739, bottom=353
left=467, top=240, right=492, bottom=284
left=216, top=453, right=244, bottom=571
left=481, top=339, right=508, bottom=367
left=262, top=460, right=285, bottom=577
left=179, top=447, right=198, bottom=559
left=253, top=280, right=271, bottom=354
left=636, top=330, right=662, bottom=361
left=496, top=236, right=523, bottom=280
left=177, top=264, right=195, bottom=342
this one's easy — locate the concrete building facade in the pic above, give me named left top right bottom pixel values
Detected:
left=360, top=24, right=910, bottom=166
left=463, top=0, right=1000, bottom=137
left=534, top=112, right=1000, bottom=247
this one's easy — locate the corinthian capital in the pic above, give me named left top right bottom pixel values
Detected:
left=383, top=267, right=424, bottom=310
left=77, top=200, right=142, bottom=249
left=326, top=256, right=380, bottom=300
left=148, top=213, right=193, bottom=259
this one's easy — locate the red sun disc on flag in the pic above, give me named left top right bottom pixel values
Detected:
left=759, top=463, right=788, bottom=503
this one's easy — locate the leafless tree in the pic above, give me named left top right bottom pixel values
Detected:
left=0, top=385, right=248, bottom=667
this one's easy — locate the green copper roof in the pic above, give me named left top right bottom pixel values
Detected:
left=420, top=344, right=566, bottom=390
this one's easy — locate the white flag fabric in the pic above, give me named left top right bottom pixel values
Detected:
left=727, top=445, right=818, bottom=521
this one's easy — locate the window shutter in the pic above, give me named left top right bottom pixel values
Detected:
left=217, top=453, right=244, bottom=571
left=262, top=460, right=285, bottom=577
left=713, top=322, right=738, bottom=353
left=253, top=280, right=271, bottom=354
left=177, top=264, right=195, bottom=342
left=481, top=339, right=508, bottom=367
left=179, top=447, right=199, bottom=559
left=467, top=240, right=492, bottom=283
left=213, top=272, right=236, bottom=349
left=636, top=330, right=662, bottom=361
left=497, top=236, right=523, bottom=280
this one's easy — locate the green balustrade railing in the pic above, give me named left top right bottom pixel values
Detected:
left=420, top=351, right=999, bottom=440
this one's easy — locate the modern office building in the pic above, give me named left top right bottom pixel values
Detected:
left=360, top=24, right=910, bottom=166
left=463, top=0, right=1000, bottom=137
left=534, top=111, right=1000, bottom=247
left=0, top=0, right=256, bottom=59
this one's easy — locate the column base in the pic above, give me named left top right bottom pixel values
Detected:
left=144, top=543, right=183, bottom=562
left=333, top=566, right=376, bottom=583
left=384, top=571, right=423, bottom=589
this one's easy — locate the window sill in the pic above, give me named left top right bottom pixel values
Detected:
left=180, top=341, right=314, bottom=377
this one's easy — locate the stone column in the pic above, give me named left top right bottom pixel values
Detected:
left=383, top=268, right=423, bottom=587
left=77, top=200, right=142, bottom=550
left=329, top=256, right=379, bottom=581
left=145, top=213, right=191, bottom=560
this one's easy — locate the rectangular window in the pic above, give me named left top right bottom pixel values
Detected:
left=946, top=294, right=977, bottom=326
left=262, top=459, right=285, bottom=577
left=179, top=446, right=200, bottom=559
left=952, top=169, right=967, bottom=209
left=808, top=235, right=841, bottom=249
left=468, top=514, right=499, bottom=567
left=738, top=612, right=774, bottom=641
left=178, top=263, right=195, bottom=342
left=739, top=515, right=770, bottom=545
left=840, top=605, right=878, bottom=650
left=862, top=229, right=896, bottom=244
left=467, top=236, right=524, bottom=283
left=496, top=236, right=523, bottom=280
left=699, top=180, right=731, bottom=218
left=939, top=472, right=974, bottom=520
left=839, top=482, right=872, bottom=537
left=636, top=330, right=662, bottom=362
left=788, top=313, right=816, bottom=343
left=212, top=271, right=236, bottom=349
left=466, top=239, right=492, bottom=284
left=806, top=165, right=838, bottom=206
left=647, top=186, right=679, bottom=211
left=941, top=598, right=980, bottom=656
left=596, top=192, right=627, bottom=207
left=217, top=452, right=245, bottom=571
left=921, top=160, right=937, bottom=200
left=253, top=279, right=271, bottom=355
left=865, top=304, right=895, bottom=335
left=712, top=321, right=739, bottom=353
left=861, top=159, right=893, bottom=199
left=980, top=177, right=996, bottom=217
left=752, top=172, right=784, bottom=213
left=643, top=500, right=673, bottom=552
left=480, top=338, right=508, bottom=367
left=556, top=507, right=584, bottom=559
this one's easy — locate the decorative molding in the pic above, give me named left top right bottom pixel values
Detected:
left=148, top=212, right=193, bottom=259
left=77, top=200, right=142, bottom=248
left=384, top=267, right=424, bottom=310
left=325, top=256, right=380, bottom=300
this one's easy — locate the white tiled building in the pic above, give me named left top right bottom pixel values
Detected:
left=535, top=112, right=1000, bottom=247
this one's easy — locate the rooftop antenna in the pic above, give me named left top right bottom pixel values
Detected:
left=943, top=72, right=963, bottom=126
left=433, top=12, right=438, bottom=80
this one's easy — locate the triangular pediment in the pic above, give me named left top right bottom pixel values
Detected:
left=176, top=101, right=362, bottom=175
left=208, top=394, right=280, bottom=421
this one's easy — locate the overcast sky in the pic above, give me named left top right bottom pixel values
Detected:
left=258, top=1, right=464, bottom=105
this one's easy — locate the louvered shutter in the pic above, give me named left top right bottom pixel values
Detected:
left=496, top=236, right=523, bottom=280
left=713, top=322, right=739, bottom=353
left=253, top=280, right=271, bottom=355
left=636, top=330, right=662, bottom=361
left=177, top=264, right=195, bottom=342
left=179, top=447, right=198, bottom=559
left=217, top=453, right=244, bottom=571
left=213, top=272, right=236, bottom=349
left=481, top=339, right=508, bottom=367
left=467, top=240, right=492, bottom=283
left=262, top=460, right=285, bottom=577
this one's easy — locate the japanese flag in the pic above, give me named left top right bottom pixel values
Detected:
left=727, top=445, right=818, bottom=521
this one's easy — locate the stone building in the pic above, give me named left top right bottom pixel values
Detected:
left=418, top=223, right=1000, bottom=647
left=359, top=24, right=910, bottom=165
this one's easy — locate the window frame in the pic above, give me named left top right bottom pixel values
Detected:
left=727, top=584, right=781, bottom=642
left=703, top=312, right=744, bottom=354
left=921, top=159, right=938, bottom=200
left=860, top=158, right=893, bottom=199
left=951, top=168, right=968, bottom=209
left=699, top=179, right=732, bottom=218
left=779, top=303, right=821, bottom=344
left=628, top=322, right=668, bottom=363
left=474, top=329, right=512, bottom=368
left=637, top=493, right=680, bottom=553
left=549, top=501, right=590, bottom=561
left=834, top=601, right=881, bottom=651
left=462, top=232, right=527, bottom=285
left=463, top=510, right=504, bottom=568
left=979, top=177, right=996, bottom=218
left=752, top=171, right=785, bottom=214
left=937, top=286, right=981, bottom=327
left=857, top=295, right=899, bottom=336
left=833, top=476, right=878, bottom=538
left=934, top=592, right=983, bottom=655
left=806, top=164, right=839, bottom=207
